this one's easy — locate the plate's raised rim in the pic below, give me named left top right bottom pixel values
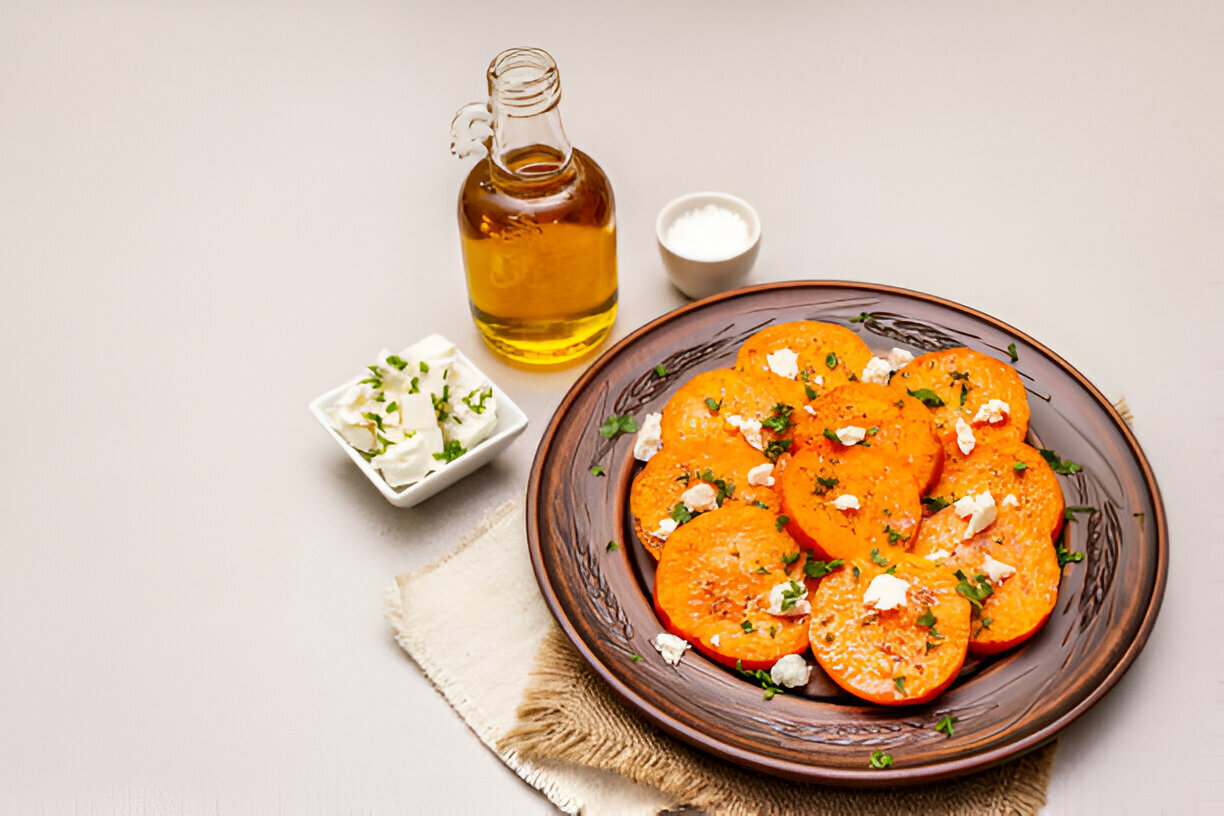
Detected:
left=525, top=280, right=1168, bottom=784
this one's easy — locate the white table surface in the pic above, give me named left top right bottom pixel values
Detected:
left=2, top=1, right=1221, bottom=813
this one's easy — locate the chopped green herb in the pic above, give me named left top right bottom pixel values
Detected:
left=385, top=401, right=398, bottom=414
left=869, top=750, right=893, bottom=770
left=605, top=541, right=619, bottom=552
left=461, top=386, right=494, bottom=414
left=599, top=413, right=639, bottom=439
left=696, top=468, right=735, bottom=505
left=953, top=569, right=993, bottom=609
left=916, top=609, right=936, bottom=628
left=763, top=439, right=792, bottom=462
left=1013, top=461, right=1028, bottom=472
left=735, top=659, right=784, bottom=700
left=825, top=352, right=838, bottom=369
left=373, top=391, right=386, bottom=402
left=704, top=397, right=722, bottom=413
left=925, top=640, right=940, bottom=653
left=776, top=515, right=791, bottom=532
left=762, top=403, right=794, bottom=433
left=653, top=364, right=668, bottom=377
left=813, top=475, right=839, bottom=496
left=852, top=565, right=861, bottom=581
left=850, top=312, right=875, bottom=324
left=822, top=428, right=841, bottom=443
left=868, top=425, right=880, bottom=436
left=1039, top=448, right=1083, bottom=475
left=803, top=556, right=844, bottom=579
left=1064, top=505, right=1097, bottom=521
left=907, top=388, right=945, bottom=407
left=871, top=548, right=888, bottom=566
left=1055, top=526, right=1085, bottom=567
left=754, top=566, right=769, bottom=575
left=804, top=384, right=818, bottom=400
left=361, top=411, right=385, bottom=431
left=431, top=385, right=454, bottom=423
left=630, top=654, right=643, bottom=663
left=781, top=550, right=801, bottom=565
left=1007, top=343, right=1019, bottom=362
left=675, top=472, right=691, bottom=486
left=385, top=354, right=409, bottom=371
left=768, top=625, right=777, bottom=639
left=921, top=495, right=951, bottom=513
left=669, top=503, right=693, bottom=524
left=779, top=580, right=805, bottom=611
left=884, top=524, right=910, bottom=545
left=419, top=361, right=430, bottom=373
left=847, top=373, right=859, bottom=382
left=409, top=376, right=420, bottom=394
left=894, top=676, right=907, bottom=694
left=740, top=620, right=755, bottom=633
left=432, top=440, right=467, bottom=463
left=751, top=500, right=769, bottom=509
left=885, top=565, right=898, bottom=575
left=949, top=370, right=970, bottom=382
left=959, top=383, right=968, bottom=407
left=590, top=465, right=606, bottom=476
left=935, top=715, right=956, bottom=737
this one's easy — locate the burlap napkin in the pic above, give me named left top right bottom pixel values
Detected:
left=386, top=500, right=1055, bottom=816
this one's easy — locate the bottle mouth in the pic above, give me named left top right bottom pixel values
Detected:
left=487, top=47, right=561, bottom=113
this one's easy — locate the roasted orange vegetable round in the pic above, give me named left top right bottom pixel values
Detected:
left=809, top=557, right=971, bottom=705
left=890, top=347, right=1030, bottom=458
left=775, top=445, right=922, bottom=563
left=654, top=503, right=811, bottom=670
left=659, top=368, right=807, bottom=453
left=630, top=435, right=780, bottom=560
left=734, top=321, right=872, bottom=400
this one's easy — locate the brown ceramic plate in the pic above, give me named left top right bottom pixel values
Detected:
left=525, top=281, right=1166, bottom=786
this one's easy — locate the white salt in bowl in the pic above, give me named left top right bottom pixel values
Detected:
left=656, top=192, right=761, bottom=299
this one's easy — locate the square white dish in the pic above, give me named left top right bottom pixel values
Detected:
left=309, top=335, right=529, bottom=507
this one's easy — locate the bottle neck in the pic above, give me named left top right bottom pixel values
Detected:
left=486, top=48, right=573, bottom=179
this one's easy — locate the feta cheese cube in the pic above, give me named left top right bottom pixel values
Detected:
left=747, top=463, right=775, bottom=487
left=972, top=399, right=1011, bottom=425
left=863, top=573, right=910, bottom=610
left=955, top=418, right=976, bottom=455
left=981, top=553, right=1017, bottom=583
left=886, top=348, right=914, bottom=369
left=861, top=357, right=892, bottom=385
left=633, top=412, right=664, bottom=462
left=834, top=425, right=867, bottom=445
left=1002, top=493, right=1019, bottom=508
left=649, top=518, right=678, bottom=541
left=652, top=632, right=690, bottom=666
left=768, top=580, right=811, bottom=617
left=830, top=494, right=861, bottom=511
left=680, top=483, right=718, bottom=513
left=769, top=654, right=812, bottom=688
left=766, top=348, right=800, bottom=379
left=924, top=548, right=953, bottom=562
left=725, top=414, right=764, bottom=451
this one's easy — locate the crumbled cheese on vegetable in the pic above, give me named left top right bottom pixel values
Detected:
left=834, top=425, right=867, bottom=445
left=766, top=348, right=800, bottom=379
left=830, top=494, right=861, bottom=511
left=972, top=399, right=1011, bottom=425
left=861, top=357, right=892, bottom=385
left=633, top=412, right=664, bottom=462
left=767, top=581, right=811, bottom=617
left=770, top=654, right=812, bottom=688
left=725, top=414, right=764, bottom=450
left=955, top=418, right=976, bottom=455
left=924, top=548, right=953, bottom=562
left=981, top=553, right=1017, bottom=583
left=747, top=463, right=775, bottom=487
left=710, top=634, right=720, bottom=647
left=863, top=573, right=910, bottom=610
left=652, top=633, right=690, bottom=666
left=803, top=405, right=816, bottom=415
left=650, top=518, right=678, bottom=541
left=679, top=483, right=718, bottom=513
left=1002, top=493, right=1019, bottom=508
left=886, top=348, right=914, bottom=369
left=954, top=491, right=997, bottom=539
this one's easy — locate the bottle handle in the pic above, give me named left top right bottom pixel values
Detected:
left=450, top=102, right=493, bottom=159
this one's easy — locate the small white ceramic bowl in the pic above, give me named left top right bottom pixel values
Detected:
left=309, top=335, right=528, bottom=508
left=656, top=191, right=762, bottom=300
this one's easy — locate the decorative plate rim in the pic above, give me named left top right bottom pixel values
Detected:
left=525, top=280, right=1168, bottom=785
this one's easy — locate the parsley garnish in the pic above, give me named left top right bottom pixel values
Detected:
left=825, top=352, right=838, bottom=369
left=653, top=364, right=668, bottom=377
left=409, top=376, right=420, bottom=394
left=949, top=370, right=970, bottom=382
left=461, top=386, right=493, bottom=414
left=907, top=388, right=945, bottom=407
left=870, top=548, right=888, bottom=566
left=419, top=361, right=429, bottom=373
left=916, top=609, right=936, bottom=628
left=1013, top=461, right=1028, bottom=472
left=867, top=425, right=880, bottom=436
left=953, top=569, right=993, bottom=609
left=884, top=524, right=910, bottom=545
left=431, top=385, right=454, bottom=423
left=740, top=620, right=755, bottom=633
left=385, top=401, right=398, bottom=414
left=753, top=566, right=768, bottom=574
left=762, top=403, right=794, bottom=433
left=669, top=503, right=693, bottom=524
left=763, top=439, right=792, bottom=462
left=850, top=312, right=875, bottom=324
left=781, top=550, right=800, bottom=565
left=852, top=565, right=861, bottom=581
left=776, top=515, right=790, bottom=532
left=803, top=556, right=843, bottom=578
left=696, top=468, right=735, bottom=505
left=813, top=475, right=838, bottom=496
left=894, top=676, right=906, bottom=694
left=704, top=397, right=722, bottom=413
left=675, top=472, right=690, bottom=486
left=385, top=354, right=409, bottom=371
left=590, top=465, right=605, bottom=476
left=869, top=750, right=893, bottom=769
left=735, top=659, right=784, bottom=701
left=630, top=654, right=643, bottom=663
left=751, top=500, right=769, bottom=509
left=1055, top=526, right=1085, bottom=567
left=1039, top=448, right=1083, bottom=475
left=599, top=413, right=638, bottom=439
left=959, top=383, right=968, bottom=407
left=935, top=715, right=956, bottom=737
left=605, top=541, right=619, bottom=552
left=432, top=440, right=467, bottom=463
left=1064, top=505, right=1097, bottom=521
left=362, top=411, right=385, bottom=431
left=1007, top=342, right=1019, bottom=362
left=779, top=580, right=805, bottom=611
left=821, top=428, right=841, bottom=443
left=921, top=495, right=951, bottom=512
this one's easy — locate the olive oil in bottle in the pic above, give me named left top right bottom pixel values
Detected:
left=452, top=48, right=617, bottom=366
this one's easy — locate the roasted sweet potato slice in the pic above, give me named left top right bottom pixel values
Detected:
left=734, top=321, right=873, bottom=400
left=809, top=556, right=971, bottom=705
left=890, top=348, right=1030, bottom=458
left=912, top=504, right=1060, bottom=655
left=791, top=383, right=944, bottom=492
left=654, top=503, right=811, bottom=670
left=659, top=368, right=806, bottom=455
left=775, top=446, right=922, bottom=563
left=630, top=435, right=781, bottom=560
left=924, top=441, right=1065, bottom=540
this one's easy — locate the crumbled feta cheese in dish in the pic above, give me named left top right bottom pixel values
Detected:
left=952, top=495, right=978, bottom=518
left=981, top=553, right=1017, bottom=583
left=725, top=414, right=764, bottom=451
left=886, top=348, right=914, bottom=369
left=680, top=483, right=718, bottom=513
left=633, top=412, right=664, bottom=462
left=1002, top=493, right=1019, bottom=508
left=861, top=357, right=892, bottom=385
left=710, top=634, right=720, bottom=647
left=811, top=374, right=823, bottom=386
left=441, top=357, right=499, bottom=450
left=649, top=518, right=678, bottom=541
left=924, top=548, right=953, bottom=562
left=803, top=405, right=816, bottom=415
left=955, top=491, right=997, bottom=539
left=955, top=418, right=976, bottom=455
left=863, top=573, right=910, bottom=610
left=972, top=399, right=1011, bottom=425
left=747, top=463, right=775, bottom=487
left=652, top=632, right=690, bottom=666
left=767, top=580, right=811, bottom=617
left=770, top=654, right=812, bottom=688
left=766, top=348, right=800, bottom=379
left=830, top=494, right=861, bottom=511
left=834, top=425, right=867, bottom=445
